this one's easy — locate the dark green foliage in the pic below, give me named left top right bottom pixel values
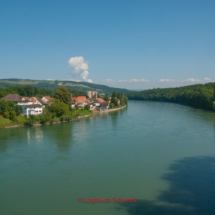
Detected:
left=47, top=99, right=69, bottom=117
left=127, top=83, right=215, bottom=111
left=109, top=103, right=114, bottom=109
left=3, top=111, right=10, bottom=119
left=27, top=115, right=36, bottom=125
left=9, top=111, right=17, bottom=121
left=103, top=94, right=109, bottom=102
left=7, top=101, right=15, bottom=112
left=0, top=99, right=7, bottom=113
left=84, top=105, right=90, bottom=110
left=59, top=115, right=73, bottom=122
left=39, top=109, right=52, bottom=124
left=54, top=87, right=71, bottom=107
left=14, top=105, right=22, bottom=116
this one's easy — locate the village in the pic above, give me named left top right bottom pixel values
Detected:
left=1, top=90, right=120, bottom=118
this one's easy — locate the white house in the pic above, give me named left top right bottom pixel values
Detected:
left=22, top=104, right=43, bottom=117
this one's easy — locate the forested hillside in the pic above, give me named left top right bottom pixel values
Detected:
left=0, top=79, right=130, bottom=95
left=127, top=83, right=215, bottom=111
left=0, top=85, right=86, bottom=98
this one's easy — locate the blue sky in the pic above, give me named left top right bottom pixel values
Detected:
left=0, top=0, right=215, bottom=89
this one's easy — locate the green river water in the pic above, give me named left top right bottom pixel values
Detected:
left=0, top=100, right=215, bottom=215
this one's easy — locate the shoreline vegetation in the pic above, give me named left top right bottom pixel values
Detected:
left=127, top=82, right=215, bottom=112
left=0, top=106, right=126, bottom=129
left=0, top=86, right=128, bottom=129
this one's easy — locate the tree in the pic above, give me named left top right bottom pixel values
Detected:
left=104, top=94, right=109, bottom=103
left=84, top=105, right=90, bottom=110
left=54, top=87, right=71, bottom=107
left=14, top=105, right=22, bottom=116
left=0, top=99, right=7, bottom=113
left=47, top=99, right=69, bottom=117
left=9, top=111, right=17, bottom=121
left=6, top=101, right=15, bottom=112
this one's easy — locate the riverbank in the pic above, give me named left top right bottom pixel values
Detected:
left=0, top=114, right=92, bottom=129
left=0, top=106, right=126, bottom=129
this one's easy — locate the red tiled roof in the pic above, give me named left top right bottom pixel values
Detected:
left=85, top=100, right=92, bottom=104
left=71, top=96, right=86, bottom=102
left=97, top=98, right=105, bottom=103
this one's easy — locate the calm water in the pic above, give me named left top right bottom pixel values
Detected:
left=0, top=101, right=215, bottom=215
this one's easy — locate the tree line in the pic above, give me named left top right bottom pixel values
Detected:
left=0, top=85, right=87, bottom=99
left=127, top=83, right=215, bottom=111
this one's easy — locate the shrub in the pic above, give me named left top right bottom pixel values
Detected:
left=3, top=111, right=10, bottom=119
left=9, top=111, right=17, bottom=121
left=27, top=115, right=36, bottom=125
left=84, top=105, right=90, bottom=110
left=14, top=105, right=23, bottom=116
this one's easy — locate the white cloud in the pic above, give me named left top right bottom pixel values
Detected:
left=130, top=79, right=149, bottom=82
left=87, top=79, right=93, bottom=83
left=105, top=79, right=114, bottom=83
left=119, top=80, right=127, bottom=82
left=159, top=79, right=175, bottom=82
left=204, top=77, right=211, bottom=81
left=68, top=56, right=92, bottom=82
left=182, top=78, right=200, bottom=82
left=139, top=79, right=149, bottom=82
left=47, top=79, right=54, bottom=81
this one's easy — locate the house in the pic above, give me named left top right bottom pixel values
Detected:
left=71, top=99, right=77, bottom=108
left=42, top=96, right=54, bottom=103
left=22, top=104, right=43, bottom=117
left=1, top=94, right=44, bottom=117
left=1, top=94, right=32, bottom=105
left=98, top=102, right=109, bottom=111
left=71, top=96, right=86, bottom=108
left=96, top=98, right=105, bottom=103
left=87, top=90, right=98, bottom=99
left=31, top=97, right=47, bottom=108
left=85, top=99, right=96, bottom=110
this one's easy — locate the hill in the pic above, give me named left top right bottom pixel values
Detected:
left=0, top=79, right=130, bottom=95
left=127, top=83, right=215, bottom=111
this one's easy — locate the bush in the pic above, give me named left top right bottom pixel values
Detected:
left=109, top=104, right=113, bottom=109
left=84, top=105, right=90, bottom=110
left=14, top=105, right=22, bottom=116
left=3, top=111, right=10, bottom=119
left=9, top=111, right=17, bottom=121
left=39, top=112, right=52, bottom=124
left=27, top=115, right=36, bottom=125
left=75, top=106, right=79, bottom=110
left=59, top=115, right=73, bottom=122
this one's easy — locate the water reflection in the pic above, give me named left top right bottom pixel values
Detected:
left=49, top=123, right=74, bottom=153
left=119, top=156, right=215, bottom=215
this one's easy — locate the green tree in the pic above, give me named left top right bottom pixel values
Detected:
left=104, top=94, right=109, bottom=102
left=14, top=105, right=22, bottom=116
left=0, top=99, right=7, bottom=113
left=47, top=99, right=69, bottom=117
left=6, top=101, right=15, bottom=112
left=3, top=111, right=10, bottom=119
left=9, top=111, right=17, bottom=121
left=84, top=105, right=90, bottom=110
left=54, top=87, right=71, bottom=107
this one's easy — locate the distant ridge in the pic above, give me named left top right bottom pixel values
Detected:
left=0, top=79, right=131, bottom=95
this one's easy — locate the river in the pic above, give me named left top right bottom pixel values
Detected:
left=0, top=100, right=215, bottom=215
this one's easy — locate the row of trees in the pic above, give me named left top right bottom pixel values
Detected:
left=127, top=83, right=215, bottom=111
left=0, top=85, right=87, bottom=99
left=103, top=91, right=128, bottom=108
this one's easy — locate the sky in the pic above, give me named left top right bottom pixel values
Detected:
left=0, top=0, right=215, bottom=90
